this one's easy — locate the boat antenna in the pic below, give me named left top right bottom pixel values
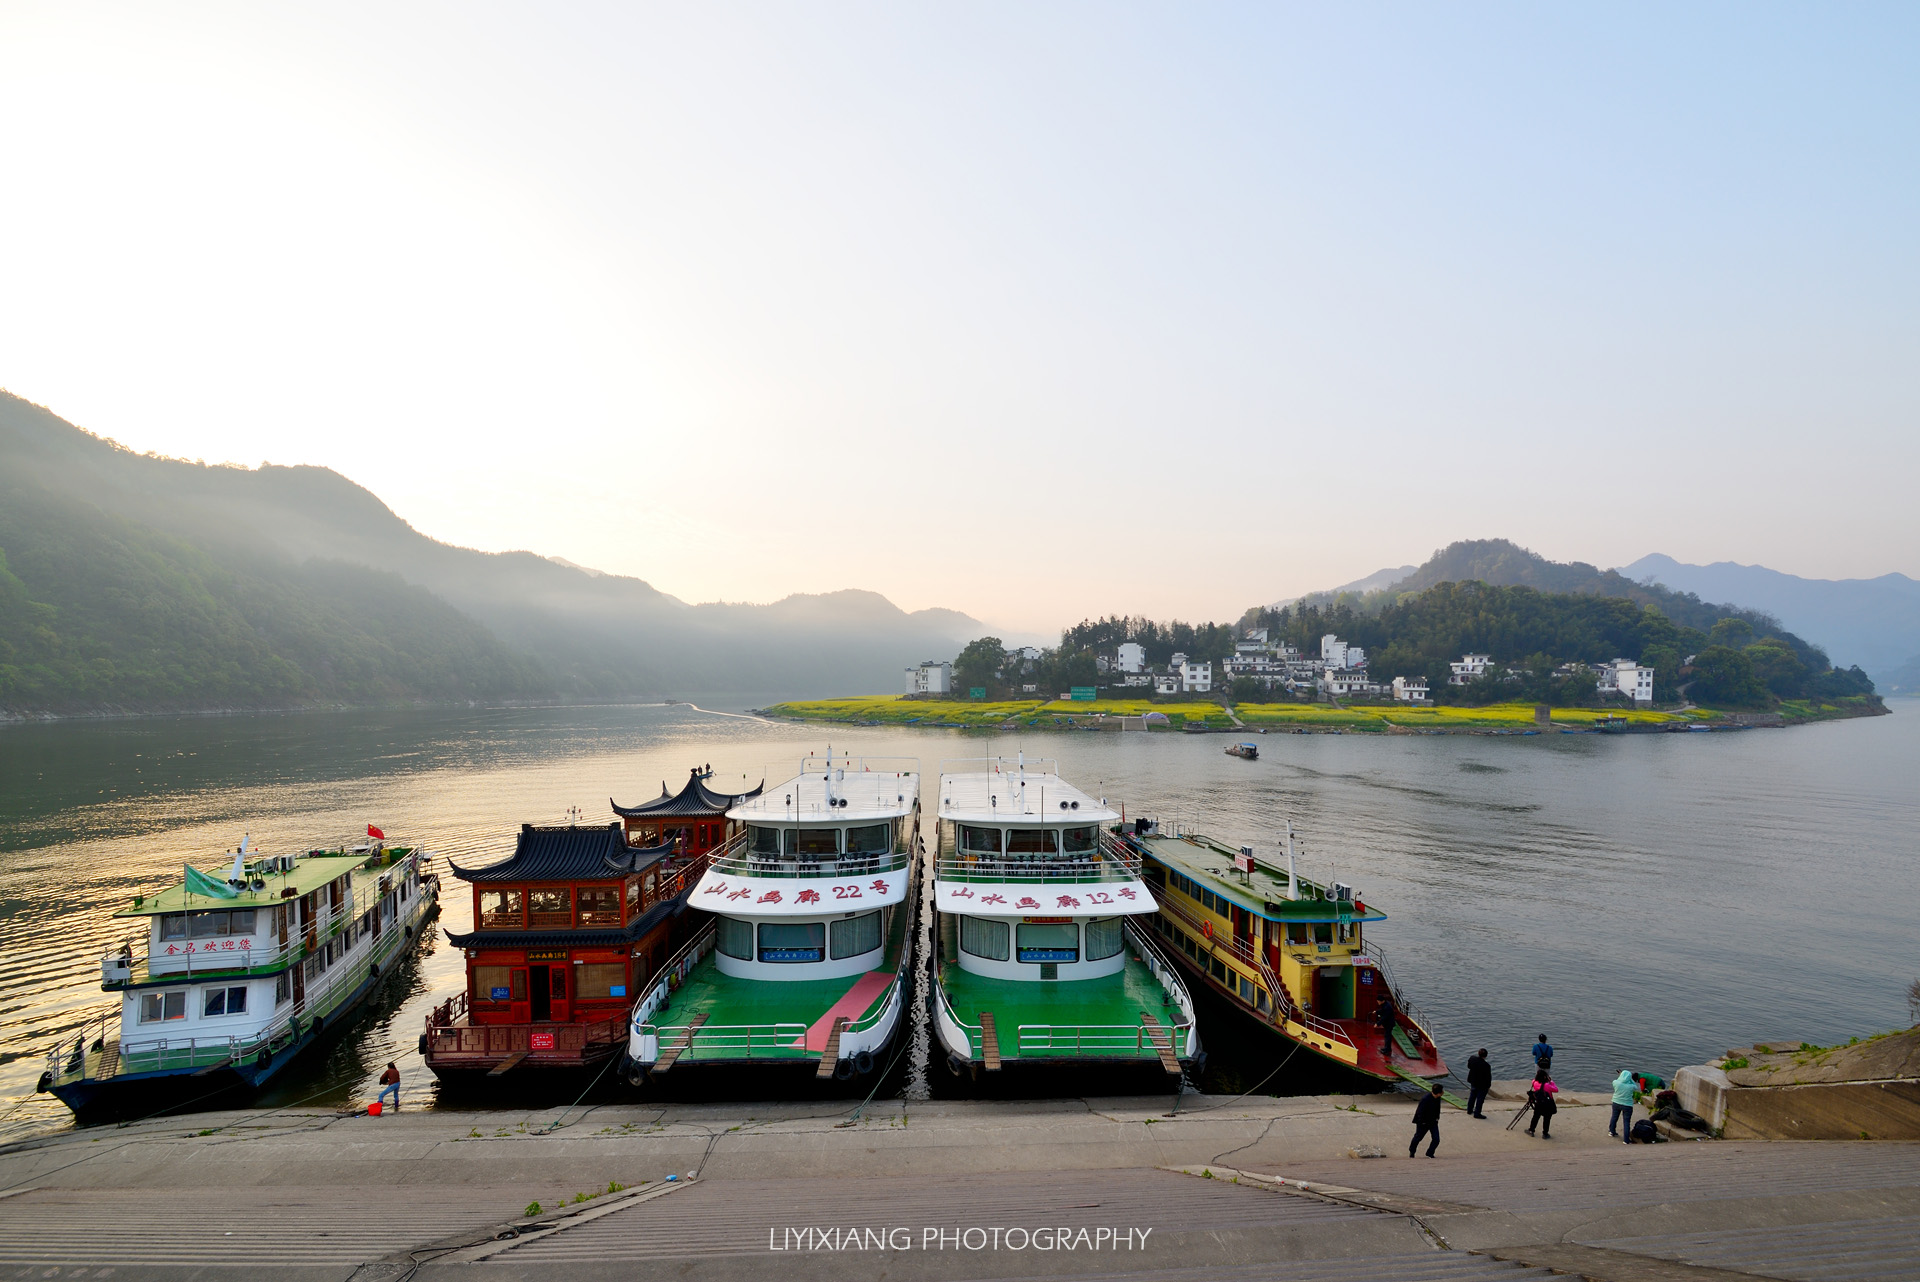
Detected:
left=1285, top=820, right=1298, bottom=900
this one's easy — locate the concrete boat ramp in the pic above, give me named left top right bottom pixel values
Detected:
left=0, top=1089, right=1914, bottom=1282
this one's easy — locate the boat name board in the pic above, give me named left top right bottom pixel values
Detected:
left=525, top=950, right=569, bottom=962
left=160, top=938, right=259, bottom=956
left=933, top=880, right=1154, bottom=916
left=692, top=869, right=905, bottom=916
left=1021, top=916, right=1071, bottom=924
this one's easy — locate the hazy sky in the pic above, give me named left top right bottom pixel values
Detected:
left=2, top=4, right=1915, bottom=634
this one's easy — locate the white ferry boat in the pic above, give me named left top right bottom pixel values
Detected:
left=626, top=756, right=921, bottom=1088
left=928, top=758, right=1201, bottom=1081
left=39, top=836, right=438, bottom=1119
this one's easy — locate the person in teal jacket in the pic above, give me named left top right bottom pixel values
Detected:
left=1609, top=1069, right=1637, bottom=1142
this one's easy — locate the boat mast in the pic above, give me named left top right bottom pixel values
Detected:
left=1285, top=820, right=1298, bottom=900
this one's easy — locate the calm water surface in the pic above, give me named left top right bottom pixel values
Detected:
left=2, top=703, right=1915, bottom=1136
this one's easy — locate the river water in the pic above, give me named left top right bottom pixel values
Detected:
left=2, top=703, right=1915, bottom=1136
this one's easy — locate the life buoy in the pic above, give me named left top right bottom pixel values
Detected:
left=1202, top=921, right=1213, bottom=940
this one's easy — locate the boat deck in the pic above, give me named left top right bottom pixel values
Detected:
left=936, top=951, right=1189, bottom=1064
left=651, top=900, right=910, bottom=1064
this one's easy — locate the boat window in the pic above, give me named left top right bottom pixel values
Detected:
left=1007, top=829, right=1058, bottom=855
left=202, top=986, right=248, bottom=1017
left=138, top=991, right=187, bottom=1023
left=758, top=921, right=825, bottom=963
left=229, top=909, right=256, bottom=935
left=793, top=828, right=839, bottom=857
left=959, top=826, right=1002, bottom=854
left=830, top=911, right=882, bottom=959
left=627, top=879, right=641, bottom=915
left=479, top=890, right=524, bottom=928
left=1085, top=917, right=1124, bottom=961
left=1287, top=923, right=1310, bottom=945
left=1016, top=922, right=1078, bottom=963
left=274, top=973, right=291, bottom=1006
left=527, top=888, right=572, bottom=927
left=716, top=915, right=753, bottom=959
left=188, top=912, right=231, bottom=939
left=575, top=962, right=628, bottom=1000
left=959, top=916, right=1009, bottom=961
left=474, top=965, right=525, bottom=1003
left=159, top=914, right=187, bottom=940
left=577, top=887, right=622, bottom=927
left=1313, top=923, right=1333, bottom=944
left=747, top=825, right=785, bottom=856
left=1062, top=826, right=1096, bottom=853
left=845, top=823, right=891, bottom=855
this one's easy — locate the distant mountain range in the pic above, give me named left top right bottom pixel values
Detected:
left=1272, top=539, right=1914, bottom=691
left=0, top=392, right=982, bottom=713
left=1619, top=555, right=1920, bottom=693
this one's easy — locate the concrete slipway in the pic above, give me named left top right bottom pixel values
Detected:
left=0, top=1086, right=1914, bottom=1282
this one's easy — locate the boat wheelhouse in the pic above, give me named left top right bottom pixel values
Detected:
left=424, top=822, right=707, bottom=1079
left=611, top=767, right=762, bottom=853
left=1127, top=821, right=1446, bottom=1086
left=40, top=838, right=437, bottom=1119
left=626, top=757, right=921, bottom=1087
left=929, top=758, right=1200, bottom=1080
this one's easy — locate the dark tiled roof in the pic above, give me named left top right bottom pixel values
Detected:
left=448, top=823, right=674, bottom=883
left=442, top=888, right=686, bottom=950
left=611, top=767, right=763, bottom=818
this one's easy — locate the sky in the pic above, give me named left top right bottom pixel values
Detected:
left=1, top=3, right=1915, bottom=634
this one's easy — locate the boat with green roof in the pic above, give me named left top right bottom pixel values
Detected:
left=928, top=757, right=1200, bottom=1083
left=1126, top=819, right=1447, bottom=1087
left=625, top=756, right=921, bottom=1090
left=37, top=834, right=438, bottom=1119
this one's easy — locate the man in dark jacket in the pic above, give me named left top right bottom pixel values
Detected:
left=1465, top=1049, right=1492, bottom=1118
left=1409, top=1084, right=1443, bottom=1157
left=1374, top=1000, right=1397, bottom=1059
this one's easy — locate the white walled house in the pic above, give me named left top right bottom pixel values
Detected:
left=1322, top=668, right=1381, bottom=697
left=1180, top=660, right=1213, bottom=693
left=1391, top=676, right=1431, bottom=703
left=1599, top=659, right=1655, bottom=704
left=1449, top=653, right=1493, bottom=686
left=1319, top=635, right=1366, bottom=670
left=1116, top=642, right=1147, bottom=674
left=906, top=661, right=953, bottom=695
left=1154, top=672, right=1181, bottom=695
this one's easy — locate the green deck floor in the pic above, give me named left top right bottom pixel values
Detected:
left=938, top=954, right=1186, bottom=1062
left=656, top=902, right=910, bottom=1062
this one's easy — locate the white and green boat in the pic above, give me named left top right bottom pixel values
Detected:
left=928, top=758, right=1200, bottom=1082
left=38, top=837, right=438, bottom=1119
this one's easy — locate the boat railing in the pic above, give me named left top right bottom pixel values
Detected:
left=709, top=844, right=912, bottom=880
left=1151, top=890, right=1355, bottom=1050
left=1014, top=1022, right=1192, bottom=1058
left=627, top=920, right=719, bottom=1043
left=798, top=755, right=921, bottom=777
left=424, top=1006, right=628, bottom=1058
left=931, top=983, right=986, bottom=1060
left=936, top=835, right=1140, bottom=885
left=639, top=1021, right=810, bottom=1059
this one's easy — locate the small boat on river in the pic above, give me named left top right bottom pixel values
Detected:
left=928, top=757, right=1200, bottom=1083
left=39, top=835, right=438, bottom=1120
left=625, top=756, right=922, bottom=1090
left=1225, top=742, right=1259, bottom=760
left=1128, top=820, right=1446, bottom=1088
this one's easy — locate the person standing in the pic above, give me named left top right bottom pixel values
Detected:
left=377, top=1061, right=401, bottom=1114
left=1374, top=999, right=1397, bottom=1060
left=1466, top=1049, right=1492, bottom=1118
left=1531, top=1034, right=1553, bottom=1076
left=1610, top=1069, right=1637, bottom=1142
left=1526, top=1073, right=1558, bottom=1139
left=1409, top=1084, right=1443, bottom=1158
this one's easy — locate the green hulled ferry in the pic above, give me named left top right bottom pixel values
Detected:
left=929, top=758, right=1200, bottom=1081
left=39, top=836, right=438, bottom=1119
left=626, top=756, right=921, bottom=1089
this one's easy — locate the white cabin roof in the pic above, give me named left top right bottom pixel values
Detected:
left=937, top=765, right=1119, bottom=826
left=730, top=766, right=918, bottom=826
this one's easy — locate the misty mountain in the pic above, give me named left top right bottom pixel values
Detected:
left=0, top=392, right=982, bottom=711
left=1269, top=564, right=1417, bottom=610
left=1620, top=554, right=1920, bottom=690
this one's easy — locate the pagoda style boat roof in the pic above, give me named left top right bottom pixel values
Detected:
left=612, top=768, right=763, bottom=818
left=448, top=824, right=673, bottom=883
left=111, top=848, right=400, bottom=918
left=937, top=758, right=1119, bottom=826
left=729, top=760, right=918, bottom=825
left=443, top=894, right=683, bottom=950
left=1131, top=830, right=1387, bottom=924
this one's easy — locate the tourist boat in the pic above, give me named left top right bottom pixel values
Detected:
left=626, top=756, right=921, bottom=1088
left=928, top=758, right=1200, bottom=1081
left=1126, top=820, right=1446, bottom=1087
left=1225, top=742, right=1259, bottom=760
left=422, top=819, right=719, bottom=1081
left=39, top=834, right=438, bottom=1119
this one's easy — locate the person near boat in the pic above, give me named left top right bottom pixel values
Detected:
left=378, top=1062, right=401, bottom=1113
left=1466, top=1048, right=1492, bottom=1118
left=1374, top=998, right=1397, bottom=1059
left=1409, top=1084, right=1443, bottom=1158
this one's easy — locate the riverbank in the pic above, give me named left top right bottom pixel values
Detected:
left=760, top=695, right=1886, bottom=733
left=1, top=1092, right=1913, bottom=1280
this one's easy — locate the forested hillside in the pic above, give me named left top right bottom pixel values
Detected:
left=0, top=392, right=981, bottom=713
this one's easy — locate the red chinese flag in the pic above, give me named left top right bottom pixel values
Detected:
left=367, top=824, right=386, bottom=840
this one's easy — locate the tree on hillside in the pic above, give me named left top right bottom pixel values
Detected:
left=952, top=636, right=1006, bottom=696
left=1686, top=646, right=1771, bottom=707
